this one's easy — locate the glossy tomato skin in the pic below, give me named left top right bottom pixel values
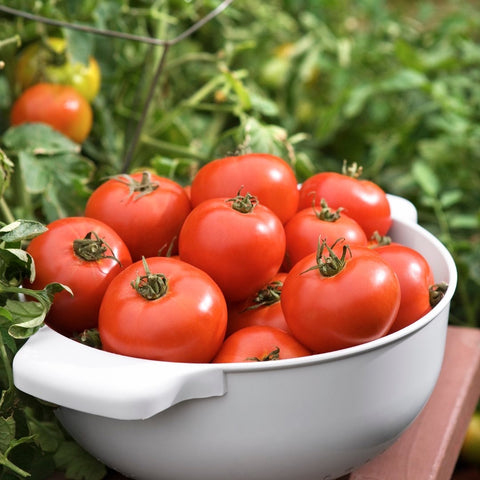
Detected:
left=284, top=206, right=368, bottom=271
left=98, top=257, right=227, bottom=363
left=178, top=196, right=286, bottom=302
left=15, top=37, right=101, bottom=102
left=226, top=272, right=292, bottom=337
left=373, top=243, right=434, bottom=333
left=281, top=244, right=400, bottom=354
left=10, top=83, right=93, bottom=143
left=84, top=172, right=192, bottom=262
left=298, top=172, right=392, bottom=237
left=190, top=153, right=299, bottom=224
left=26, top=217, right=132, bottom=335
left=212, top=325, right=311, bottom=363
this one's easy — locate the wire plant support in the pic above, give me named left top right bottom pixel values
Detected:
left=0, top=0, right=235, bottom=172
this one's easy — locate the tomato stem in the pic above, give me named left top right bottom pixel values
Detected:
left=131, top=257, right=168, bottom=300
left=242, top=280, right=283, bottom=312
left=73, top=231, right=122, bottom=265
left=429, top=281, right=449, bottom=307
left=246, top=346, right=280, bottom=362
left=342, top=159, right=363, bottom=178
left=226, top=188, right=258, bottom=213
left=370, top=231, right=392, bottom=246
left=112, top=171, right=160, bottom=200
left=302, top=238, right=350, bottom=277
left=313, top=198, right=342, bottom=222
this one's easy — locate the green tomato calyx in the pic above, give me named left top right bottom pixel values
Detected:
left=132, top=257, right=168, bottom=301
left=246, top=346, right=281, bottom=362
left=302, top=238, right=350, bottom=277
left=342, top=159, right=363, bottom=179
left=429, top=281, right=448, bottom=308
left=113, top=171, right=160, bottom=200
left=73, top=231, right=122, bottom=265
left=243, top=280, right=283, bottom=312
left=226, top=188, right=258, bottom=214
left=314, top=198, right=343, bottom=222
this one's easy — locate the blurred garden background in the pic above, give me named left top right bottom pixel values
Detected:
left=0, top=0, right=480, bottom=478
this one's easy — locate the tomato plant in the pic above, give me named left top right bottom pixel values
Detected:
left=226, top=272, right=292, bottom=336
left=25, top=216, right=132, bottom=335
left=372, top=241, right=442, bottom=333
left=14, top=37, right=101, bottom=102
left=84, top=171, right=192, bottom=261
left=98, top=256, right=227, bottom=363
left=10, top=83, right=93, bottom=143
left=298, top=162, right=392, bottom=238
left=178, top=190, right=286, bottom=302
left=212, top=325, right=311, bottom=363
left=190, top=153, right=299, bottom=224
left=283, top=199, right=368, bottom=271
left=281, top=239, right=401, bottom=353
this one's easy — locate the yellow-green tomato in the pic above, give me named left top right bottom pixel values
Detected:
left=461, top=412, right=480, bottom=465
left=15, top=37, right=101, bottom=102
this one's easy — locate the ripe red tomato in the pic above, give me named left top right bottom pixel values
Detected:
left=84, top=171, right=192, bottom=262
left=372, top=242, right=435, bottom=333
left=98, top=256, right=227, bottom=363
left=178, top=191, right=286, bottom=302
left=226, top=273, right=292, bottom=337
left=25, top=216, right=132, bottom=335
left=298, top=164, right=391, bottom=237
left=190, top=153, right=299, bottom=224
left=212, top=325, right=311, bottom=363
left=283, top=200, right=368, bottom=270
left=10, top=82, right=93, bottom=143
left=281, top=240, right=401, bottom=353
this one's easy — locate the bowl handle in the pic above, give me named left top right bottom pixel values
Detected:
left=13, top=326, right=226, bottom=420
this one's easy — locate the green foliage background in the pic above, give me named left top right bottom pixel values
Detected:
left=0, top=0, right=479, bottom=478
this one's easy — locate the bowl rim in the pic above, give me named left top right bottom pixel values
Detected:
left=42, top=215, right=456, bottom=373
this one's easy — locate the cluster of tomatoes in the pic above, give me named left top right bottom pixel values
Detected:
left=10, top=37, right=100, bottom=143
left=25, top=153, right=445, bottom=364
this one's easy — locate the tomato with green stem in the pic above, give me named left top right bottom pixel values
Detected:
left=85, top=171, right=192, bottom=262
left=179, top=189, right=286, bottom=302
left=190, top=153, right=299, bottom=224
left=371, top=240, right=447, bottom=333
left=15, top=37, right=101, bottom=102
left=98, top=256, right=227, bottom=363
left=226, top=272, right=291, bottom=337
left=283, top=199, right=368, bottom=271
left=212, top=325, right=311, bottom=363
left=10, top=83, right=93, bottom=144
left=25, top=216, right=132, bottom=335
left=281, top=239, right=401, bottom=354
left=298, top=162, right=392, bottom=237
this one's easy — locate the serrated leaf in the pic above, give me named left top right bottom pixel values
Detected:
left=54, top=441, right=107, bottom=480
left=24, top=408, right=63, bottom=453
left=0, top=220, right=47, bottom=243
left=3, top=124, right=80, bottom=156
left=0, top=416, right=16, bottom=453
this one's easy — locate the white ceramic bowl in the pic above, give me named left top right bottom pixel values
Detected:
left=13, top=195, right=456, bottom=480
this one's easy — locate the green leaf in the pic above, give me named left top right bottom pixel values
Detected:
left=0, top=416, right=16, bottom=453
left=24, top=408, right=63, bottom=453
left=0, top=220, right=47, bottom=244
left=54, top=441, right=107, bottom=480
left=412, top=161, right=440, bottom=197
left=2, top=124, right=80, bottom=156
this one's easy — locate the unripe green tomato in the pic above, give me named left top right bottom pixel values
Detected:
left=15, top=37, right=101, bottom=102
